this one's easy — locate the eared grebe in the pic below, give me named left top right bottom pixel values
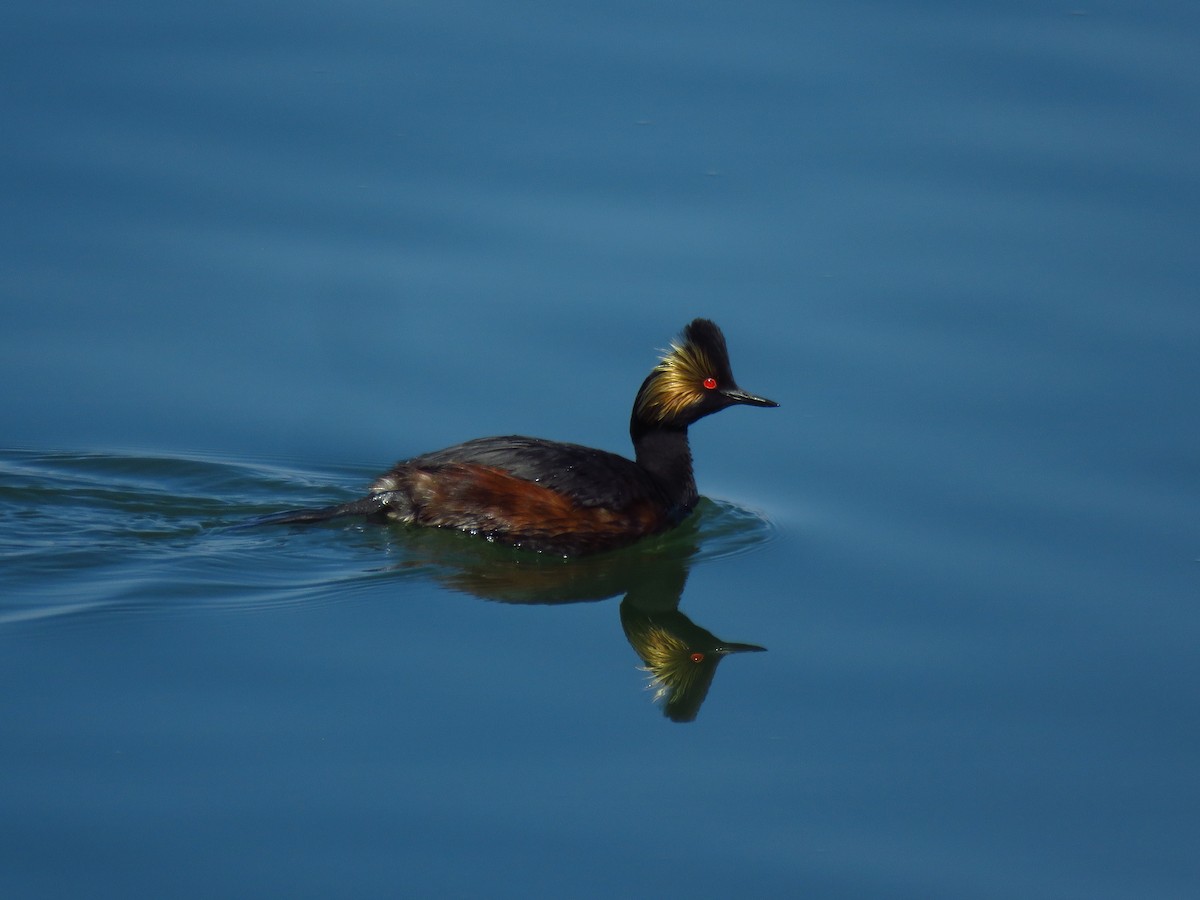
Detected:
left=262, top=318, right=776, bottom=554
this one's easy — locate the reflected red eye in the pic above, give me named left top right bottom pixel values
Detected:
left=702, top=377, right=717, bottom=390
left=690, top=652, right=705, bottom=663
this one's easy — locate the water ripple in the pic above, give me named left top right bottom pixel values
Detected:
left=0, top=448, right=776, bottom=625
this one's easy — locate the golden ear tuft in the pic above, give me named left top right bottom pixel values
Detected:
left=635, top=338, right=719, bottom=422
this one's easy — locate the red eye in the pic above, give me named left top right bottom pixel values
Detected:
left=702, top=377, right=717, bottom=390
left=690, top=652, right=705, bottom=663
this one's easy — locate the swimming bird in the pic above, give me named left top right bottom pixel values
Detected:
left=260, top=318, right=776, bottom=555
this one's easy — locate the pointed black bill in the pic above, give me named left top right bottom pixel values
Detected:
left=714, top=641, right=768, bottom=654
left=720, top=387, right=779, bottom=408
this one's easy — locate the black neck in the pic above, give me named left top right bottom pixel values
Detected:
left=630, top=421, right=698, bottom=516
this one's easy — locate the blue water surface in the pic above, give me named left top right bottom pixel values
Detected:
left=2, top=1, right=1198, bottom=897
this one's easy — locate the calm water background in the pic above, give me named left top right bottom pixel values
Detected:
left=2, top=1, right=1198, bottom=897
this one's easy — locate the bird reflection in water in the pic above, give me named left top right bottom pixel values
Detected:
left=365, top=504, right=765, bottom=722
left=619, top=589, right=764, bottom=724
